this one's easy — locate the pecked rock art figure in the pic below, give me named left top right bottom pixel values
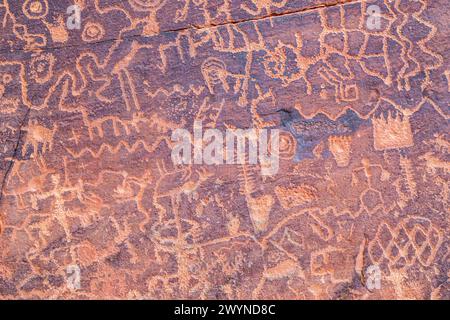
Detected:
left=255, top=0, right=446, bottom=120
left=0, top=0, right=448, bottom=300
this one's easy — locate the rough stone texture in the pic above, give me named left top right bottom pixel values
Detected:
left=0, top=0, right=448, bottom=299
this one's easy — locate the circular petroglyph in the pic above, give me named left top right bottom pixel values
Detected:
left=278, top=131, right=297, bottom=160
left=2, top=73, right=12, bottom=85
left=22, top=0, right=48, bottom=19
left=30, top=53, right=55, bottom=84
left=82, top=22, right=105, bottom=42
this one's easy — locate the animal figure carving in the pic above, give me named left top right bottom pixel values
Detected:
left=22, top=120, right=57, bottom=157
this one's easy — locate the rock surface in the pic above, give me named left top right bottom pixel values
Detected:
left=0, top=0, right=448, bottom=299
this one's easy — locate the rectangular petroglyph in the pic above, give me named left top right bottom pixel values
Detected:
left=0, top=0, right=448, bottom=300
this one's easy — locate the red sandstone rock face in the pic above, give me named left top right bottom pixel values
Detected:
left=0, top=0, right=448, bottom=299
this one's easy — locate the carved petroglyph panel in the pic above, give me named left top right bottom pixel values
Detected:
left=0, top=0, right=448, bottom=299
